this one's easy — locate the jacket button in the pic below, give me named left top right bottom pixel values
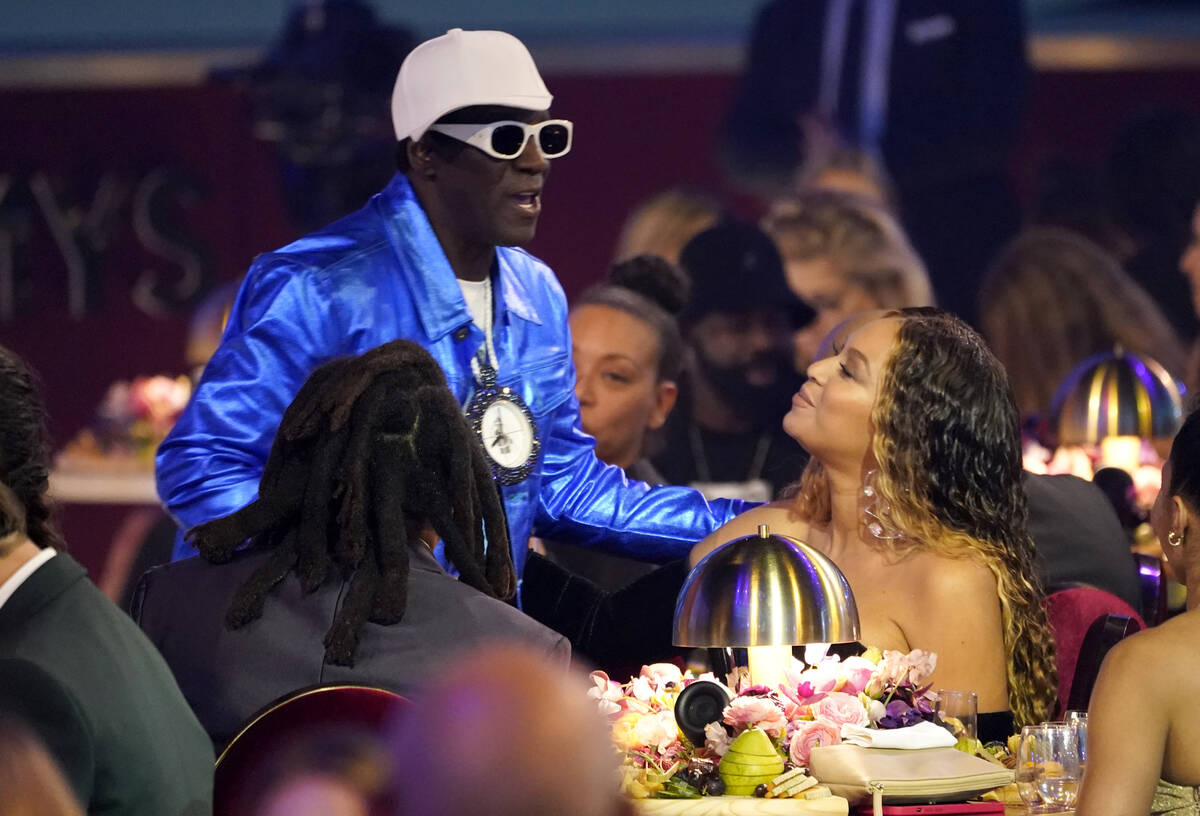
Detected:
left=454, top=326, right=470, bottom=341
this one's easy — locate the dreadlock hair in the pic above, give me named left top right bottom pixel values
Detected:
left=185, top=339, right=516, bottom=667
left=791, top=308, right=1058, bottom=726
left=0, top=346, right=63, bottom=551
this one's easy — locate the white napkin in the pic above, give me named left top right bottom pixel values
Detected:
left=840, top=720, right=957, bottom=749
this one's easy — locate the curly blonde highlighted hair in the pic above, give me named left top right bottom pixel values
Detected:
left=792, top=308, right=1057, bottom=727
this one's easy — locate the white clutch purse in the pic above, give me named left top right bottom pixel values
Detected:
left=808, top=744, right=1013, bottom=815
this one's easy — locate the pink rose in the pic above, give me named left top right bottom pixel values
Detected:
left=789, top=720, right=841, bottom=767
left=724, top=696, right=788, bottom=737
left=810, top=691, right=870, bottom=729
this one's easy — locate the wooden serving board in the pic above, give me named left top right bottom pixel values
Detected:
left=632, top=795, right=850, bottom=815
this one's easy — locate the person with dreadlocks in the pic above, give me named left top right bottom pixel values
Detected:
left=156, top=28, right=750, bottom=581
left=134, top=340, right=568, bottom=749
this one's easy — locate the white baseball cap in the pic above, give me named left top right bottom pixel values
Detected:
left=391, top=28, right=553, bottom=142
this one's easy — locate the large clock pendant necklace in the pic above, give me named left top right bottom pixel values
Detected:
left=463, top=278, right=539, bottom=485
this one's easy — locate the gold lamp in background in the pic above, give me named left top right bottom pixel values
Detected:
left=1051, top=347, right=1184, bottom=471
left=673, top=524, right=860, bottom=689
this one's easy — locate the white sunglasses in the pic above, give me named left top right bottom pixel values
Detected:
left=425, top=119, right=573, bottom=160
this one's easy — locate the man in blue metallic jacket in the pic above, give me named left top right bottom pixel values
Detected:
left=156, top=28, right=750, bottom=578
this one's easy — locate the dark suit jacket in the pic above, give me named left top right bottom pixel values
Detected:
left=132, top=545, right=571, bottom=749
left=0, top=553, right=213, bottom=816
left=1024, top=472, right=1142, bottom=611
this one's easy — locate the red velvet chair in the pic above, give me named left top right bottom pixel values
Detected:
left=1043, top=588, right=1145, bottom=717
left=214, top=684, right=407, bottom=815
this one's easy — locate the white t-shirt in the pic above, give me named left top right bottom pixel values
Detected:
left=458, top=277, right=492, bottom=330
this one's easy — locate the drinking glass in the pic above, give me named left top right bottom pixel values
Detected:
left=1065, top=710, right=1088, bottom=769
left=1016, top=725, right=1046, bottom=811
left=1034, top=723, right=1082, bottom=810
left=936, top=689, right=978, bottom=743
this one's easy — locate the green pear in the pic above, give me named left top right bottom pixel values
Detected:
left=719, top=728, right=784, bottom=795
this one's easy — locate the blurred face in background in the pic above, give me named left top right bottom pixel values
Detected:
left=571, top=304, right=676, bottom=470
left=1181, top=204, right=1200, bottom=318
left=785, top=256, right=878, bottom=371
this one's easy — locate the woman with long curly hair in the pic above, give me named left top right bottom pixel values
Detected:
left=689, top=308, right=1057, bottom=736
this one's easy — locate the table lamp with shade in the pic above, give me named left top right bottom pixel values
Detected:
left=673, top=524, right=860, bottom=690
left=1051, top=346, right=1184, bottom=472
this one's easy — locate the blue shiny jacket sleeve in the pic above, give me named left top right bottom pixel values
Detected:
left=532, top=374, right=754, bottom=563
left=155, top=260, right=343, bottom=536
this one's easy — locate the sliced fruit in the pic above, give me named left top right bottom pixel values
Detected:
left=718, top=757, right=788, bottom=775
left=727, top=727, right=780, bottom=757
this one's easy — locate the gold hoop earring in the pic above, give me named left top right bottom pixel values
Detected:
left=1168, top=530, right=1184, bottom=548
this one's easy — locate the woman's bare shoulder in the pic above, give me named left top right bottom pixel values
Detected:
left=714, top=502, right=807, bottom=540
left=1107, top=611, right=1200, bottom=673
left=689, top=502, right=809, bottom=566
left=904, top=551, right=1000, bottom=613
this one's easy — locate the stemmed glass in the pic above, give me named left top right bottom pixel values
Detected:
left=1016, top=725, right=1047, bottom=811
left=1017, top=723, right=1083, bottom=812
left=1036, top=724, right=1082, bottom=810
left=1065, top=710, right=1088, bottom=772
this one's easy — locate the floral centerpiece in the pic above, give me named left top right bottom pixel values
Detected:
left=590, top=646, right=944, bottom=800
left=56, top=375, right=192, bottom=472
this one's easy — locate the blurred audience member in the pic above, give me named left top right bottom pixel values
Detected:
left=0, top=715, right=83, bottom=816
left=763, top=190, right=931, bottom=371
left=135, top=340, right=568, bottom=748
left=1107, top=107, right=1200, bottom=340
left=795, top=126, right=898, bottom=210
left=612, top=187, right=724, bottom=264
left=652, top=222, right=809, bottom=501
left=389, top=644, right=630, bottom=816
left=224, top=1, right=415, bottom=232
left=720, top=0, right=1027, bottom=323
left=571, top=256, right=687, bottom=478
left=1076, top=402, right=1200, bottom=815
left=253, top=729, right=392, bottom=816
left=978, top=227, right=1187, bottom=426
left=1026, top=471, right=1142, bottom=611
left=0, top=347, right=213, bottom=816
left=541, top=255, right=688, bottom=590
